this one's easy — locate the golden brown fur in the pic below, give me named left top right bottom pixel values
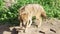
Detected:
left=18, top=4, right=46, bottom=32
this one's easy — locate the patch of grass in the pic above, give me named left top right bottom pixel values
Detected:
left=0, top=0, right=60, bottom=25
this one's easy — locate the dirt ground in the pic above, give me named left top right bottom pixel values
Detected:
left=0, top=18, right=60, bottom=34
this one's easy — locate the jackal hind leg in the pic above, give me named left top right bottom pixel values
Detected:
left=38, top=17, right=42, bottom=28
left=36, top=16, right=42, bottom=28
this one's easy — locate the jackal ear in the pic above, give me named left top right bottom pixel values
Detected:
left=20, top=6, right=26, bottom=11
left=17, top=5, right=26, bottom=12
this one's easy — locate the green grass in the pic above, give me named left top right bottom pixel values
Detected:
left=0, top=0, right=60, bottom=25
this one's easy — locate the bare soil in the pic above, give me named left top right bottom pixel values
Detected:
left=0, top=18, right=60, bottom=34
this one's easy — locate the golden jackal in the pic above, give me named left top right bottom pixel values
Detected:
left=18, top=4, right=46, bottom=32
